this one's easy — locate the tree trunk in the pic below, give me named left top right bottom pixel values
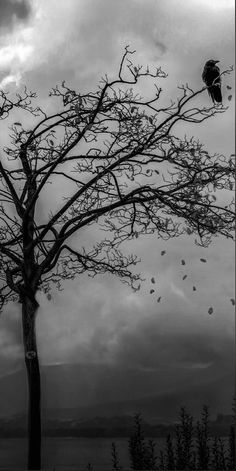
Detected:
left=22, top=296, right=41, bottom=470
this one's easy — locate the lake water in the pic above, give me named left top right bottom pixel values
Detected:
left=0, top=437, right=165, bottom=470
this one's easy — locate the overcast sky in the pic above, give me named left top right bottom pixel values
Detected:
left=0, top=0, right=235, bottom=412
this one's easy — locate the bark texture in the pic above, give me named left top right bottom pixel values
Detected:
left=22, top=296, right=41, bottom=470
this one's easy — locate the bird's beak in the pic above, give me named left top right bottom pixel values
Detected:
left=214, top=60, right=220, bottom=64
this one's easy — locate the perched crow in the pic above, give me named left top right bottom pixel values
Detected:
left=202, top=60, right=222, bottom=104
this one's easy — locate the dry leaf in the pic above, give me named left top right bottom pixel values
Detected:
left=150, top=289, right=155, bottom=294
left=151, top=277, right=155, bottom=284
left=200, top=258, right=207, bottom=263
left=157, top=296, right=162, bottom=303
left=181, top=260, right=186, bottom=265
left=208, top=307, right=213, bottom=315
left=182, top=275, right=187, bottom=280
left=161, top=250, right=166, bottom=256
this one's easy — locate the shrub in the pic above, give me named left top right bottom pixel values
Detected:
left=128, top=413, right=158, bottom=470
left=127, top=405, right=235, bottom=470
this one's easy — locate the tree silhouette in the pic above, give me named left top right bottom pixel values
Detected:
left=0, top=47, right=234, bottom=469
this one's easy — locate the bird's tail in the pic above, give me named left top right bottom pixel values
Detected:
left=209, top=84, right=222, bottom=103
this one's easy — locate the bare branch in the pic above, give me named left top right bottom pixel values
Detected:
left=0, top=48, right=234, bottom=304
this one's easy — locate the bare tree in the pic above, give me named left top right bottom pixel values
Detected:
left=0, top=48, right=234, bottom=469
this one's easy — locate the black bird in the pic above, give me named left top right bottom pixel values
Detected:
left=202, top=60, right=222, bottom=104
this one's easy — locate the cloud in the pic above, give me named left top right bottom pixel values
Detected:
left=34, top=251, right=233, bottom=366
left=0, top=0, right=232, bottom=153
left=1, top=0, right=169, bottom=91
left=107, top=306, right=233, bottom=370
left=0, top=0, right=32, bottom=32
left=0, top=224, right=234, bottom=376
left=0, top=0, right=234, bottom=113
left=38, top=282, right=234, bottom=398
left=0, top=248, right=233, bottom=406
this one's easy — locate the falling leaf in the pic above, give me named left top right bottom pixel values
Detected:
left=146, top=169, right=151, bottom=174
left=148, top=117, right=153, bottom=124
left=186, top=228, right=192, bottom=235
left=212, top=195, right=217, bottom=201
left=182, top=275, right=187, bottom=280
left=208, top=307, right=213, bottom=315
left=155, top=170, right=160, bottom=175
left=150, top=289, right=155, bottom=294
left=157, top=296, right=162, bottom=303
left=134, top=66, right=138, bottom=73
left=14, top=122, right=22, bottom=126
left=49, top=139, right=54, bottom=146
left=230, top=298, right=235, bottom=306
left=200, top=258, right=207, bottom=263
left=228, top=95, right=232, bottom=101
left=227, top=85, right=232, bottom=90
left=151, top=277, right=155, bottom=284
left=193, top=286, right=196, bottom=291
left=181, top=260, right=186, bottom=265
left=161, top=250, right=166, bottom=256
left=47, top=293, right=52, bottom=300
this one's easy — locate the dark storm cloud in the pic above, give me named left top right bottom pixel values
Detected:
left=111, top=316, right=233, bottom=371
left=0, top=0, right=31, bottom=31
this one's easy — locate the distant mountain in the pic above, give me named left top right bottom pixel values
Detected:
left=0, top=411, right=233, bottom=438
left=42, top=376, right=233, bottom=423
left=0, top=362, right=233, bottom=422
